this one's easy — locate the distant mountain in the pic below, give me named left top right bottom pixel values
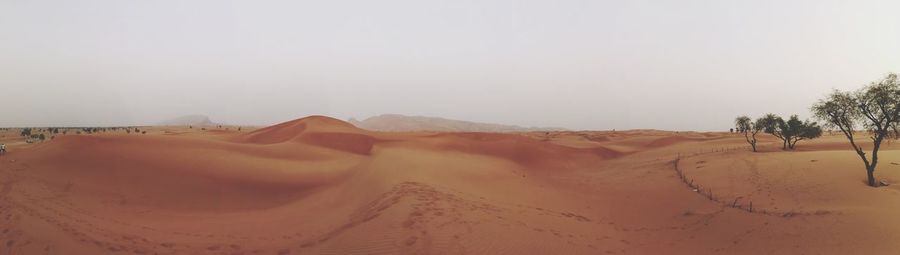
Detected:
left=159, top=114, right=216, bottom=126
left=348, top=114, right=567, bottom=132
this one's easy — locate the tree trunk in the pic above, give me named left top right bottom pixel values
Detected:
left=751, top=142, right=757, bottom=152
left=868, top=137, right=883, bottom=187
left=867, top=167, right=877, bottom=187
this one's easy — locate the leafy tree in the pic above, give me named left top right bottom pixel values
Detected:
left=812, top=73, right=900, bottom=187
left=788, top=118, right=823, bottom=149
left=20, top=128, right=32, bottom=137
left=761, top=114, right=823, bottom=149
left=735, top=115, right=766, bottom=152
left=759, top=113, right=784, bottom=147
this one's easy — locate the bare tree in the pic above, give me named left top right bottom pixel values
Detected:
left=735, top=116, right=766, bottom=152
left=812, top=73, right=900, bottom=187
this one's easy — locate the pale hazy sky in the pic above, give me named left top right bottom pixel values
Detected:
left=1, top=0, right=899, bottom=130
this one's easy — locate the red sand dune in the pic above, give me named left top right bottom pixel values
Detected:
left=1, top=117, right=899, bottom=254
left=237, top=116, right=381, bottom=155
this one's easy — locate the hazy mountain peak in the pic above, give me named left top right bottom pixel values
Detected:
left=349, top=114, right=567, bottom=132
left=159, top=114, right=216, bottom=126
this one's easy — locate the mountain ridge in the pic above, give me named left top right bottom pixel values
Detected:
left=348, top=114, right=567, bottom=132
left=159, top=114, right=217, bottom=126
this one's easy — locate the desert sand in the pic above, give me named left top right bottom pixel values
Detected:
left=1, top=116, right=900, bottom=254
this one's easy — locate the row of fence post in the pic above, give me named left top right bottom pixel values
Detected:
left=673, top=145, right=757, bottom=214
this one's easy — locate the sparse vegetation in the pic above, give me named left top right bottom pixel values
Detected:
left=812, top=73, right=900, bottom=187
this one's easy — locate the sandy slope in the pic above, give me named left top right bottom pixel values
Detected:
left=1, top=117, right=899, bottom=254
